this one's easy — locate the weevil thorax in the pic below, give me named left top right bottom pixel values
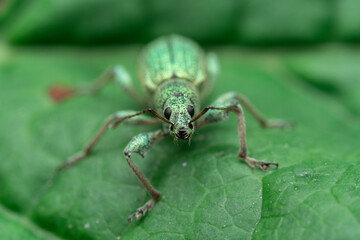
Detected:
left=154, top=79, right=199, bottom=140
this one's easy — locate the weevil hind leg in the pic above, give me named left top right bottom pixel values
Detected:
left=128, top=198, right=157, bottom=222
left=201, top=53, right=220, bottom=100
left=124, top=130, right=166, bottom=222
left=112, top=66, right=148, bottom=106
left=194, top=92, right=282, bottom=171
left=49, top=65, right=147, bottom=106
left=243, top=156, right=279, bottom=171
left=233, top=104, right=279, bottom=171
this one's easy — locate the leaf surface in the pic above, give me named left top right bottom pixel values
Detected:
left=0, top=45, right=359, bottom=240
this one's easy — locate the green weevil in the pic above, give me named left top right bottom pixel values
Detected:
left=50, top=35, right=289, bottom=222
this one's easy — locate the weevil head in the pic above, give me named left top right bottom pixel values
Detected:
left=163, top=98, right=196, bottom=140
left=154, top=79, right=199, bottom=141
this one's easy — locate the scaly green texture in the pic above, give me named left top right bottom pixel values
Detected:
left=141, top=35, right=204, bottom=139
left=140, top=35, right=206, bottom=94
left=0, top=44, right=360, bottom=239
left=154, top=79, right=199, bottom=136
left=124, top=130, right=164, bottom=158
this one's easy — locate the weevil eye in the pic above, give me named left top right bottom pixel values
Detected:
left=189, top=122, right=193, bottom=129
left=170, top=125, right=174, bottom=131
left=164, top=107, right=172, bottom=120
left=187, top=105, right=194, bottom=117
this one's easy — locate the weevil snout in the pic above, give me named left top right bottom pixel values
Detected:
left=176, top=127, right=190, bottom=140
left=170, top=123, right=194, bottom=140
left=164, top=101, right=196, bottom=140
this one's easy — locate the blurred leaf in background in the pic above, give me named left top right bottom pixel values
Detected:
left=286, top=48, right=360, bottom=115
left=0, top=0, right=25, bottom=25
left=2, top=0, right=360, bottom=45
left=335, top=0, right=360, bottom=41
left=2, top=0, right=147, bottom=44
left=237, top=0, right=332, bottom=44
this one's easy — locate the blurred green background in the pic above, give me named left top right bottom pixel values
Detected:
left=2, top=0, right=360, bottom=45
left=1, top=1, right=360, bottom=240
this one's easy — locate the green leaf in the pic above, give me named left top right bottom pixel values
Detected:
left=146, top=0, right=235, bottom=43
left=5, top=0, right=360, bottom=45
left=334, top=0, right=360, bottom=41
left=4, top=0, right=147, bottom=44
left=0, top=45, right=359, bottom=240
left=0, top=205, right=61, bottom=240
left=285, top=47, right=360, bottom=115
left=237, top=0, right=332, bottom=44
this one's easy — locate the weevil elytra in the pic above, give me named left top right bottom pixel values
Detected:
left=50, top=35, right=290, bottom=222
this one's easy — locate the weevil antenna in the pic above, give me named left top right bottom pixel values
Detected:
left=110, top=108, right=174, bottom=129
left=190, top=106, right=229, bottom=123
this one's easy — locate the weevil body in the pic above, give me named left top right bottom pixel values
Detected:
left=51, top=35, right=289, bottom=222
left=140, top=36, right=214, bottom=139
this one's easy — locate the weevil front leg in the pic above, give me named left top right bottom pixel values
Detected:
left=124, top=130, right=167, bottom=222
left=195, top=92, right=287, bottom=171
left=49, top=65, right=147, bottom=106
left=58, top=110, right=161, bottom=172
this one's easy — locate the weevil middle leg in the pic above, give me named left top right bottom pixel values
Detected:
left=194, top=92, right=290, bottom=171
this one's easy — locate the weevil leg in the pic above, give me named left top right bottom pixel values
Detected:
left=112, top=66, right=147, bottom=106
left=111, top=110, right=161, bottom=127
left=58, top=109, right=162, bottom=172
left=197, top=92, right=291, bottom=129
left=207, top=53, right=220, bottom=81
left=226, top=92, right=291, bottom=128
left=124, top=130, right=167, bottom=222
left=194, top=93, right=283, bottom=171
left=232, top=93, right=291, bottom=129
left=49, top=65, right=147, bottom=106
left=201, top=53, right=219, bottom=99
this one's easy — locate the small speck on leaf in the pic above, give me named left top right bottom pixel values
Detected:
left=195, top=134, right=205, bottom=141
left=216, top=151, right=224, bottom=157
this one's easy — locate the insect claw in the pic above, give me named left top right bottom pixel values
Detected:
left=127, top=213, right=135, bottom=223
left=261, top=163, right=270, bottom=171
left=127, top=208, right=145, bottom=223
left=263, top=119, right=293, bottom=130
left=55, top=165, right=65, bottom=174
left=128, top=198, right=156, bottom=223
left=260, top=161, right=279, bottom=171
left=48, top=85, right=76, bottom=102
